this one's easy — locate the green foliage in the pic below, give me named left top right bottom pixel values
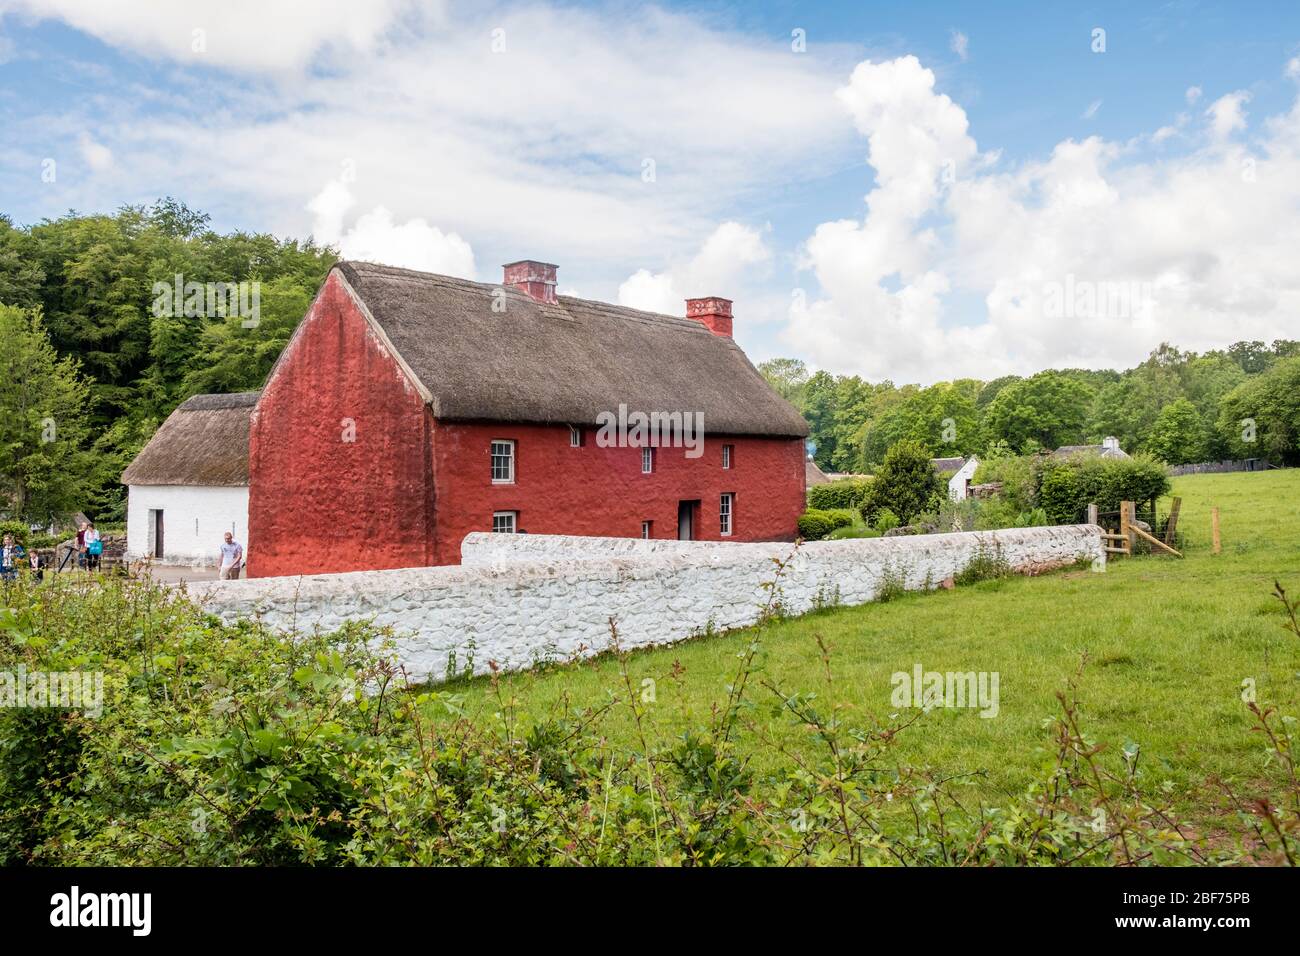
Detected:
left=826, top=525, right=881, bottom=540
left=954, top=541, right=1011, bottom=585
left=983, top=370, right=1094, bottom=452
left=1216, top=356, right=1300, bottom=466
left=859, top=440, right=942, bottom=524
left=0, top=305, right=94, bottom=523
left=1147, top=398, right=1207, bottom=465
left=0, top=520, right=30, bottom=546
left=807, top=478, right=871, bottom=511
left=871, top=507, right=900, bottom=533
left=1038, top=454, right=1172, bottom=524
left=797, top=508, right=853, bottom=540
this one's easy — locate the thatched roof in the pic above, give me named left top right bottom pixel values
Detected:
left=805, top=459, right=831, bottom=486
left=333, top=261, right=809, bottom=437
left=121, top=392, right=258, bottom=487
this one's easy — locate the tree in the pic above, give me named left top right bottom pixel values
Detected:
left=756, top=358, right=810, bottom=410
left=0, top=305, right=94, bottom=522
left=983, top=371, right=1093, bottom=452
left=860, top=439, right=942, bottom=524
left=1216, top=357, right=1300, bottom=465
left=1146, top=398, right=1206, bottom=465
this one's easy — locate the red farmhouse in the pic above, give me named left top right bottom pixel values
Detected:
left=247, top=260, right=809, bottom=577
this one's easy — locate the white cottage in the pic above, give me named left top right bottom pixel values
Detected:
left=948, top=457, right=980, bottom=501
left=121, top=392, right=256, bottom=566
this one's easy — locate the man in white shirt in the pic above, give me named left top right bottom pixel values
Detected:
left=219, top=531, right=244, bottom=580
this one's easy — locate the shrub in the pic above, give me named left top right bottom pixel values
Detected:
left=807, top=478, right=871, bottom=511
left=954, top=542, right=1011, bottom=585
left=859, top=440, right=943, bottom=524
left=827, top=525, right=882, bottom=540
left=872, top=508, right=901, bottom=534
left=797, top=509, right=836, bottom=540
left=0, top=520, right=29, bottom=547
left=1038, top=454, right=1171, bottom=524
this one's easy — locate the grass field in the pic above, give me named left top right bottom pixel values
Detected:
left=452, top=469, right=1300, bottom=828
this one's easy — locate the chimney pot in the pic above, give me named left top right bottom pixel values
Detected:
left=685, top=296, right=733, bottom=337
left=503, top=260, right=558, bottom=304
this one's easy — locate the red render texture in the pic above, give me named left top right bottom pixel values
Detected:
left=429, top=422, right=805, bottom=566
left=247, top=272, right=434, bottom=577
left=249, top=272, right=807, bottom=574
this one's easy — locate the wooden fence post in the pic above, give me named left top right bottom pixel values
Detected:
left=1120, top=500, right=1134, bottom=555
left=1087, top=503, right=1098, bottom=526
left=1212, top=507, right=1221, bottom=554
left=1163, top=497, right=1182, bottom=546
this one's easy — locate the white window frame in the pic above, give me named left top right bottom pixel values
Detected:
left=569, top=425, right=582, bottom=447
left=491, top=439, right=515, bottom=484
left=722, top=444, right=733, bottom=469
left=492, top=511, right=517, bottom=534
left=720, top=493, right=733, bottom=536
left=641, top=446, right=654, bottom=474
left=641, top=520, right=652, bottom=539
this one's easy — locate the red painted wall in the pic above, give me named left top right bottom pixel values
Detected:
left=247, top=273, right=435, bottom=577
left=429, top=422, right=805, bottom=566
left=249, top=271, right=806, bottom=575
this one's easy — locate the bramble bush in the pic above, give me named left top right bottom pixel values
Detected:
left=1, top=572, right=1295, bottom=866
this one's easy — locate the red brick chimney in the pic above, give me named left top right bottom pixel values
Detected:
left=503, top=260, right=558, bottom=305
left=685, top=296, right=733, bottom=337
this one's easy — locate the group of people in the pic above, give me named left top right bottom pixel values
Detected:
left=1, top=523, right=246, bottom=582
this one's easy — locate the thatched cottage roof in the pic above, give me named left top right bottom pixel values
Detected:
left=333, top=261, right=809, bottom=438
left=121, top=392, right=258, bottom=487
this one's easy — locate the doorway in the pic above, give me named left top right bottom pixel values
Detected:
left=150, top=509, right=164, bottom=558
left=677, top=500, right=698, bottom=541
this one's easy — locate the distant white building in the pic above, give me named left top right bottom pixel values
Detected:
left=1053, top=436, right=1129, bottom=460
left=948, top=457, right=980, bottom=501
left=121, top=392, right=256, bottom=567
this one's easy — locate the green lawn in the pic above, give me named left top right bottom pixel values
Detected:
left=453, top=469, right=1300, bottom=825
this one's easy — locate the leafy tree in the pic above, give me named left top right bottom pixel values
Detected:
left=0, top=305, right=93, bottom=522
left=1146, top=398, right=1206, bottom=465
left=984, top=371, right=1093, bottom=452
left=756, top=358, right=810, bottom=410
left=860, top=439, right=942, bottom=524
left=1216, top=357, right=1300, bottom=465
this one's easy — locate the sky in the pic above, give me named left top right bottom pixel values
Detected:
left=1, top=0, right=1298, bottom=384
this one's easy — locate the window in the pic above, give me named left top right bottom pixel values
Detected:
left=491, top=440, right=515, bottom=483
left=569, top=425, right=583, bottom=447
left=641, top=520, right=652, bottom=539
left=720, top=493, right=734, bottom=536
left=641, top=446, right=654, bottom=474
left=722, top=444, right=734, bottom=469
left=492, top=511, right=517, bottom=534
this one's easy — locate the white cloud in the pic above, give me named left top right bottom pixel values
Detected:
left=949, top=30, right=968, bottom=62
left=1186, top=85, right=1202, bottom=104
left=618, top=221, right=771, bottom=316
left=77, top=133, right=112, bottom=170
left=788, top=56, right=1300, bottom=382
left=1286, top=58, right=1299, bottom=81
left=1082, top=99, right=1102, bottom=120
left=0, top=0, right=431, bottom=73
left=308, top=177, right=475, bottom=278
left=1205, top=91, right=1251, bottom=140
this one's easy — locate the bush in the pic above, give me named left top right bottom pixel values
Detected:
left=797, top=510, right=836, bottom=540
left=1038, top=454, right=1171, bottom=524
left=872, top=508, right=901, bottom=534
left=807, top=478, right=871, bottom=511
left=954, top=542, right=1011, bottom=585
left=859, top=440, right=943, bottom=524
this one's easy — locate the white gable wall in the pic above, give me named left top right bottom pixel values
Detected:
left=948, top=457, right=980, bottom=501
left=126, top=485, right=249, bottom=567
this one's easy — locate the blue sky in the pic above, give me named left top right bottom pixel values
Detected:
left=2, top=0, right=1298, bottom=382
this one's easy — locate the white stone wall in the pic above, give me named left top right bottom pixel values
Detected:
left=188, top=525, right=1103, bottom=684
left=126, top=485, right=249, bottom=566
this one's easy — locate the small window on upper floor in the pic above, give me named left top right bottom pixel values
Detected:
left=570, top=425, right=583, bottom=447
left=722, top=444, right=734, bottom=469
left=491, top=440, right=515, bottom=483
left=642, top=446, right=654, bottom=474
